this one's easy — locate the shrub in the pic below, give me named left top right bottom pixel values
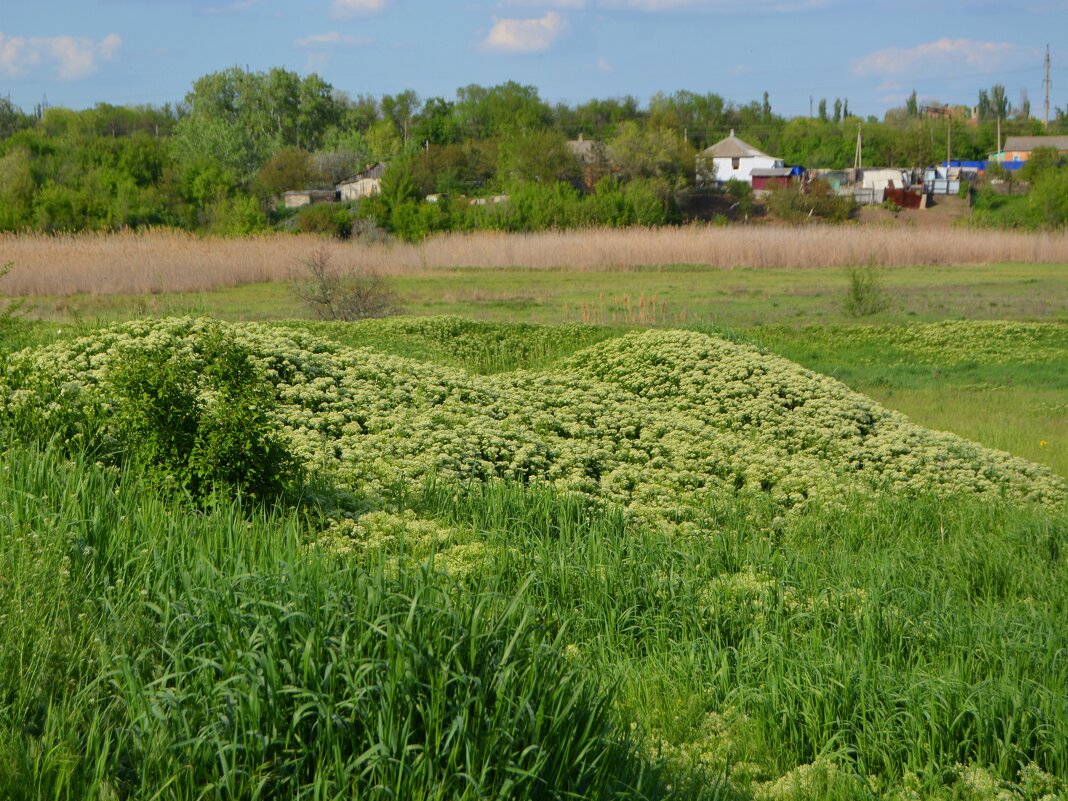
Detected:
left=294, top=202, right=352, bottom=239
left=725, top=179, right=756, bottom=218
left=766, top=180, right=854, bottom=223
left=109, top=326, right=300, bottom=500
left=291, top=249, right=399, bottom=320
left=843, top=260, right=889, bottom=317
left=205, top=195, right=268, bottom=236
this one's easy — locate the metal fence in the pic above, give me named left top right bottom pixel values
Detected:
left=924, top=178, right=961, bottom=195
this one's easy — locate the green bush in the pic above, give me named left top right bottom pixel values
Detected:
left=725, top=178, right=756, bottom=217
left=294, top=202, right=352, bottom=239
left=765, top=179, right=854, bottom=223
left=205, top=195, right=268, bottom=236
left=108, top=326, right=300, bottom=500
left=504, top=180, right=584, bottom=231
left=843, top=260, right=889, bottom=317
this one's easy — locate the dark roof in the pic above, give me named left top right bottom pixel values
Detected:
left=750, top=168, right=795, bottom=178
left=1003, top=135, right=1068, bottom=152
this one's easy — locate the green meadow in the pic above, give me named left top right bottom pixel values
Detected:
left=1, top=259, right=1066, bottom=799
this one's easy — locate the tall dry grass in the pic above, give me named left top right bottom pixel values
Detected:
left=2, top=226, right=1067, bottom=296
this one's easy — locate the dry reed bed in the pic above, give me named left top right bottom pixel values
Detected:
left=2, top=226, right=1067, bottom=296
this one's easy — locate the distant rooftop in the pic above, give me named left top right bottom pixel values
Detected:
left=701, top=130, right=771, bottom=159
left=1002, top=135, right=1068, bottom=152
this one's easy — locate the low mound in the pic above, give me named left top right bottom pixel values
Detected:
left=2, top=318, right=1063, bottom=523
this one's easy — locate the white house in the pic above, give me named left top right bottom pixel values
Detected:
left=338, top=163, right=386, bottom=202
left=696, top=130, right=783, bottom=187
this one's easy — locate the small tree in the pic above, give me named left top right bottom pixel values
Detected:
left=843, top=260, right=889, bottom=317
left=291, top=250, right=399, bottom=321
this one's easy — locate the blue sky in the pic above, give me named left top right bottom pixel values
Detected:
left=2, top=0, right=1066, bottom=120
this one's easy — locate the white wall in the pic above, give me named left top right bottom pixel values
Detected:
left=711, top=155, right=782, bottom=185
left=858, top=169, right=909, bottom=191
left=339, top=179, right=381, bottom=202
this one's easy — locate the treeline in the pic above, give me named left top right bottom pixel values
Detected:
left=0, top=67, right=1065, bottom=237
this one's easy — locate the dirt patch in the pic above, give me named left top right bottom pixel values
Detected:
left=857, top=195, right=972, bottom=229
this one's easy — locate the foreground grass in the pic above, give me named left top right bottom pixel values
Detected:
left=1, top=439, right=1066, bottom=799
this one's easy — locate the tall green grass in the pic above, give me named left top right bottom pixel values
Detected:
left=0, top=440, right=670, bottom=800
left=2, top=437, right=1066, bottom=799
left=407, top=481, right=1068, bottom=798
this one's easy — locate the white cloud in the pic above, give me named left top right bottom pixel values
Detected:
left=483, top=11, right=570, bottom=53
left=596, top=56, right=613, bottom=73
left=853, top=38, right=1028, bottom=76
left=0, top=32, right=121, bottom=80
left=331, top=0, right=388, bottom=17
left=295, top=32, right=371, bottom=47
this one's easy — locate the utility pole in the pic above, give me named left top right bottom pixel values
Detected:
left=809, top=95, right=813, bottom=118
left=997, top=116, right=1002, bottom=153
left=1044, top=44, right=1051, bottom=129
left=854, top=124, right=862, bottom=170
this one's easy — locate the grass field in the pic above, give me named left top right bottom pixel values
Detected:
left=2, top=230, right=1067, bottom=798
left=9, top=256, right=1067, bottom=478
left=1, top=315, right=1066, bottom=800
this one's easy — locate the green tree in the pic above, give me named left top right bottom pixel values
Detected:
left=381, top=90, right=421, bottom=147
left=365, top=120, right=403, bottom=163
left=253, top=147, right=322, bottom=199
left=1028, top=168, right=1068, bottom=227
left=608, top=121, right=694, bottom=186
left=1020, top=147, right=1065, bottom=182
left=906, top=90, right=919, bottom=118
left=412, top=97, right=459, bottom=145
left=570, top=96, right=641, bottom=140
left=497, top=129, right=580, bottom=189
left=0, top=96, right=31, bottom=138
left=454, top=82, right=551, bottom=140
left=648, top=90, right=728, bottom=149
left=0, top=148, right=35, bottom=229
left=173, top=67, right=340, bottom=180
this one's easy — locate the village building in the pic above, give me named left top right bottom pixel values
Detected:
left=696, top=130, right=784, bottom=187
left=337, top=163, right=387, bottom=202
left=566, top=134, right=616, bottom=189
left=282, top=189, right=338, bottom=209
left=992, top=135, right=1068, bottom=171
left=750, top=166, right=803, bottom=192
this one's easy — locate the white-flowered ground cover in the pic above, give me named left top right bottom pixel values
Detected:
left=2, top=317, right=1064, bottom=527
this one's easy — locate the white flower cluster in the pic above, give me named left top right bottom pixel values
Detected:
left=2, top=318, right=1064, bottom=527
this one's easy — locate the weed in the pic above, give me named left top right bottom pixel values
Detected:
left=291, top=248, right=399, bottom=321
left=843, top=260, right=889, bottom=317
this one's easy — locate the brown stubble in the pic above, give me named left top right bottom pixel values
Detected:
left=2, top=226, right=1068, bottom=297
